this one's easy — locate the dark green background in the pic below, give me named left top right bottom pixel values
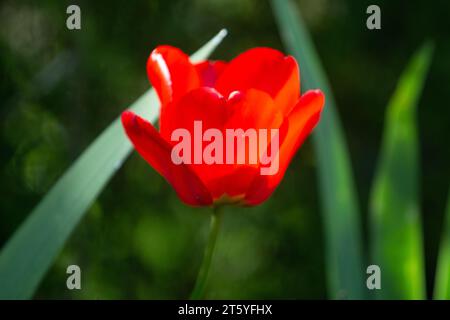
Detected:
left=1, top=0, right=449, bottom=298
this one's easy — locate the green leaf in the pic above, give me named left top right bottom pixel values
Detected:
left=271, top=0, right=365, bottom=299
left=369, top=43, right=433, bottom=299
left=0, top=29, right=227, bottom=300
left=434, top=190, right=450, bottom=299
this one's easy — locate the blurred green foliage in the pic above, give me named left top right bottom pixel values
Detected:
left=434, top=190, right=450, bottom=299
left=1, top=0, right=449, bottom=299
left=369, top=43, right=433, bottom=299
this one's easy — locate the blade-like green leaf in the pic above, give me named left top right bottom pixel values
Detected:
left=0, top=29, right=227, bottom=300
left=271, top=0, right=365, bottom=299
left=369, top=43, right=433, bottom=299
left=434, top=189, right=450, bottom=299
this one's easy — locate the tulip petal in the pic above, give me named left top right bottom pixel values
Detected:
left=244, top=90, right=325, bottom=205
left=147, top=45, right=201, bottom=107
left=215, top=47, right=300, bottom=115
left=160, top=87, right=237, bottom=199
left=121, top=111, right=213, bottom=206
left=160, top=87, right=228, bottom=140
left=147, top=46, right=202, bottom=135
left=195, top=60, right=227, bottom=87
left=205, top=165, right=260, bottom=200
left=225, top=89, right=283, bottom=130
left=200, top=89, right=286, bottom=201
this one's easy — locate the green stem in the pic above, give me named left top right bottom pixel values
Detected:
left=190, top=206, right=224, bottom=300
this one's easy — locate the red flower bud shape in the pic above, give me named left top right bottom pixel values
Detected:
left=122, top=46, right=324, bottom=206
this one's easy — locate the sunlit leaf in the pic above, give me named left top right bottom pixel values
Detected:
left=271, top=0, right=365, bottom=299
left=0, top=29, right=227, bottom=299
left=369, top=43, right=433, bottom=299
left=434, top=190, right=450, bottom=299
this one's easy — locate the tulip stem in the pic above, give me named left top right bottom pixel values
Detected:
left=190, top=206, right=224, bottom=300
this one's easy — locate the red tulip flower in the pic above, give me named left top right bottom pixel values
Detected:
left=122, top=46, right=324, bottom=207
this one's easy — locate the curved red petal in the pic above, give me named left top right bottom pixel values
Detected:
left=225, top=89, right=283, bottom=130
left=200, top=89, right=285, bottom=200
left=121, top=111, right=212, bottom=206
left=244, top=90, right=325, bottom=206
left=147, top=46, right=200, bottom=107
left=215, top=47, right=300, bottom=115
left=160, top=87, right=227, bottom=140
left=207, top=165, right=260, bottom=201
left=160, top=87, right=233, bottom=199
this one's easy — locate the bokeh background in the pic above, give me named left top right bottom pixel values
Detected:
left=1, top=0, right=449, bottom=299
